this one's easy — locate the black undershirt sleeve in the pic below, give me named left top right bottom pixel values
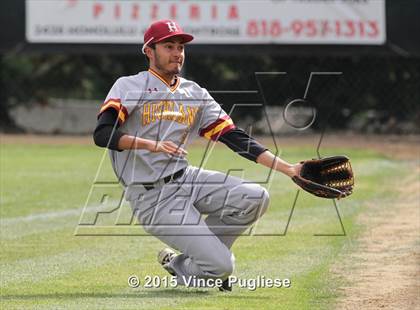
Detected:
left=93, top=109, right=125, bottom=151
left=218, top=128, right=268, bottom=162
left=94, top=109, right=267, bottom=160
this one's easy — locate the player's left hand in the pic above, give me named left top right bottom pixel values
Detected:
left=147, top=140, right=188, bottom=156
left=285, top=163, right=303, bottom=178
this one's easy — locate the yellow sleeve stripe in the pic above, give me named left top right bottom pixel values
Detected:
left=99, top=100, right=121, bottom=114
left=204, top=118, right=234, bottom=140
left=99, top=100, right=128, bottom=123
left=117, top=109, right=126, bottom=123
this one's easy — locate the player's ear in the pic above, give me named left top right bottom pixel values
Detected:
left=145, top=45, right=156, bottom=62
left=144, top=46, right=152, bottom=59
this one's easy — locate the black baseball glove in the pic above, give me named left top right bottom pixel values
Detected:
left=292, top=155, right=354, bottom=199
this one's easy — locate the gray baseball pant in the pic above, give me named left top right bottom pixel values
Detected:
left=127, top=166, right=270, bottom=284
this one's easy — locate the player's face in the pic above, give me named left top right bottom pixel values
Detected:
left=151, top=38, right=185, bottom=75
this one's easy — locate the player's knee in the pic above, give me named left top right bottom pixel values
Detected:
left=259, top=186, right=270, bottom=214
left=211, top=252, right=235, bottom=278
left=248, top=184, right=270, bottom=215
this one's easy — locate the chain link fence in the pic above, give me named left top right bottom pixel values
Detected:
left=1, top=53, right=419, bottom=134
left=187, top=54, right=420, bottom=134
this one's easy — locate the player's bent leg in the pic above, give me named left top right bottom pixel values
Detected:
left=170, top=248, right=235, bottom=280
left=198, top=181, right=270, bottom=249
left=141, top=219, right=235, bottom=281
left=192, top=169, right=270, bottom=225
left=145, top=225, right=235, bottom=282
left=225, top=183, right=270, bottom=225
left=129, top=191, right=235, bottom=285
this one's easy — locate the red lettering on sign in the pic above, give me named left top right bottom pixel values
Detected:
left=344, top=20, right=355, bottom=37
left=367, top=20, right=379, bottom=37
left=114, top=4, right=121, bottom=19
left=93, top=3, right=103, bottom=18
left=228, top=5, right=238, bottom=20
left=271, top=21, right=281, bottom=36
left=190, top=5, right=200, bottom=19
left=245, top=18, right=381, bottom=40
left=247, top=20, right=258, bottom=37
left=151, top=4, right=158, bottom=19
left=170, top=4, right=177, bottom=19
left=261, top=20, right=267, bottom=35
left=305, top=20, right=316, bottom=37
left=320, top=20, right=331, bottom=36
left=291, top=20, right=303, bottom=35
left=357, top=21, right=365, bottom=37
left=335, top=20, right=341, bottom=36
left=132, top=4, right=139, bottom=20
left=211, top=5, right=217, bottom=19
left=66, top=0, right=78, bottom=8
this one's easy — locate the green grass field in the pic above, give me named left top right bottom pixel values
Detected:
left=0, top=139, right=410, bottom=309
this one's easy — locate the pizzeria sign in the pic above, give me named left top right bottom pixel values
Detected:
left=26, top=0, right=386, bottom=45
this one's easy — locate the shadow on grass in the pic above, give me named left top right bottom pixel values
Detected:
left=1, top=290, right=206, bottom=300
left=1, top=288, right=269, bottom=300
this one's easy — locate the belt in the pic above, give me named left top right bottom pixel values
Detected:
left=142, top=169, right=185, bottom=191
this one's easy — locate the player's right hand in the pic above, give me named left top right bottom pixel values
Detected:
left=148, top=140, right=188, bottom=156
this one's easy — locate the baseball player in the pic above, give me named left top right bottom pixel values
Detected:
left=93, top=19, right=304, bottom=292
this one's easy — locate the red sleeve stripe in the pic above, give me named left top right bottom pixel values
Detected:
left=209, top=123, right=236, bottom=141
left=200, top=117, right=235, bottom=140
left=98, top=99, right=128, bottom=123
left=199, top=115, right=231, bottom=137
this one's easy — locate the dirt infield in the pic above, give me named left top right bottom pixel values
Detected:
left=334, top=165, right=420, bottom=309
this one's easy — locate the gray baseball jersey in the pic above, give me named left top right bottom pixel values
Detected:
left=99, top=68, right=235, bottom=190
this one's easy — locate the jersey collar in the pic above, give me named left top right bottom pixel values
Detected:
left=148, top=68, right=180, bottom=93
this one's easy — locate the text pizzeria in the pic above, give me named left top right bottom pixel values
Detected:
left=90, top=2, right=240, bottom=21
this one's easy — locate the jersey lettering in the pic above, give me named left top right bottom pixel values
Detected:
left=142, top=101, right=198, bottom=126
